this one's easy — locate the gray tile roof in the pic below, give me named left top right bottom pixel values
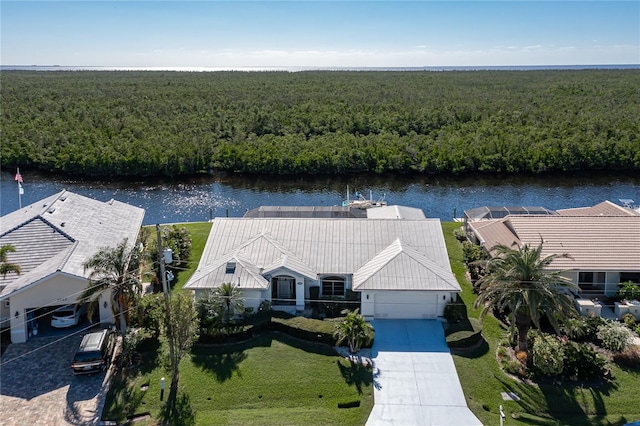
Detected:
left=0, top=190, right=145, bottom=298
left=185, top=217, right=460, bottom=292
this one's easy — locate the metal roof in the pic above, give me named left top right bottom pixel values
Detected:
left=365, top=205, right=426, bottom=220
left=353, top=239, right=459, bottom=291
left=185, top=217, right=459, bottom=293
left=0, top=190, right=145, bottom=298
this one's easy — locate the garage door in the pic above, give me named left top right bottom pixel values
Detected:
left=374, top=292, right=438, bottom=319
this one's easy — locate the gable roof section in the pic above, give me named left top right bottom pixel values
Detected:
left=353, top=239, right=460, bottom=291
left=505, top=215, right=640, bottom=271
left=187, top=251, right=269, bottom=290
left=468, top=219, right=521, bottom=252
left=186, top=217, right=457, bottom=293
left=0, top=190, right=145, bottom=298
left=556, top=200, right=640, bottom=217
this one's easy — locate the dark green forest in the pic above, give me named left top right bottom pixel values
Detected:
left=1, top=70, right=638, bottom=177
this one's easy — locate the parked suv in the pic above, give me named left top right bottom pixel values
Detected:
left=71, top=329, right=113, bottom=375
left=51, top=304, right=87, bottom=328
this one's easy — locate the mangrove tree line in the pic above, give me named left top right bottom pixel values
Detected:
left=1, top=70, right=638, bottom=176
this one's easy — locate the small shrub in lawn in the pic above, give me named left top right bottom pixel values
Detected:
left=504, top=359, right=525, bottom=376
left=597, top=320, right=634, bottom=352
left=563, top=342, right=607, bottom=380
left=532, top=334, right=564, bottom=377
left=622, top=313, right=636, bottom=329
left=453, top=227, right=467, bottom=242
left=515, top=350, right=528, bottom=365
left=613, top=345, right=640, bottom=369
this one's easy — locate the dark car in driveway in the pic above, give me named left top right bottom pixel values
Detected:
left=71, top=329, right=113, bottom=375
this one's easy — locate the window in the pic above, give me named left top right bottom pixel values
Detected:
left=225, top=262, right=236, bottom=274
left=322, top=276, right=345, bottom=297
left=579, top=272, right=594, bottom=284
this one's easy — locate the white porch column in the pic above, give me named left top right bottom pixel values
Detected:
left=296, top=280, right=305, bottom=309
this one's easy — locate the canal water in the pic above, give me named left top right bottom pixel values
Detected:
left=1, top=170, right=638, bottom=224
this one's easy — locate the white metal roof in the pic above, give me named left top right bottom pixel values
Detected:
left=366, top=205, right=426, bottom=220
left=0, top=190, right=145, bottom=298
left=185, top=217, right=460, bottom=293
left=353, top=239, right=459, bottom=291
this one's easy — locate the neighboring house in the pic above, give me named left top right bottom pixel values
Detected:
left=185, top=208, right=460, bottom=320
left=467, top=201, right=640, bottom=297
left=0, top=190, right=145, bottom=343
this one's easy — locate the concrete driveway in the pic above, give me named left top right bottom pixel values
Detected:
left=366, top=319, right=482, bottom=426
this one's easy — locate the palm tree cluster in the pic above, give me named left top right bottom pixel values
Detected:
left=474, top=242, right=578, bottom=352
left=334, top=309, right=374, bottom=354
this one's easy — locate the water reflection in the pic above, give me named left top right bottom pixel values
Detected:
left=1, top=170, right=638, bottom=225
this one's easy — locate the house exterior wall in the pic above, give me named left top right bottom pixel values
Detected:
left=193, top=288, right=263, bottom=313
left=8, top=273, right=96, bottom=343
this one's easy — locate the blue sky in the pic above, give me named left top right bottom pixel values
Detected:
left=1, top=1, right=638, bottom=67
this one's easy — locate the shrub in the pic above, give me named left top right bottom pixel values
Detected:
left=504, top=359, right=525, bottom=376
left=622, top=313, right=636, bottom=329
left=532, top=334, right=564, bottom=376
left=561, top=317, right=589, bottom=341
left=563, top=342, right=607, bottom=380
left=619, top=281, right=640, bottom=301
left=443, top=297, right=467, bottom=324
left=461, top=241, right=487, bottom=264
left=597, top=320, right=634, bottom=352
left=636, top=324, right=640, bottom=336
left=453, top=227, right=467, bottom=242
left=613, top=346, right=640, bottom=369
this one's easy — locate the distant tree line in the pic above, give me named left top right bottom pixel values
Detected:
left=1, top=70, right=638, bottom=177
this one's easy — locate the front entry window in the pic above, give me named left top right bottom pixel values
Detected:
left=322, top=276, right=345, bottom=297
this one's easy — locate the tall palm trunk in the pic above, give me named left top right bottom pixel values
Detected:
left=515, top=310, right=532, bottom=352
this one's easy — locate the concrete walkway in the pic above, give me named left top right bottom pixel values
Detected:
left=366, top=319, right=482, bottom=426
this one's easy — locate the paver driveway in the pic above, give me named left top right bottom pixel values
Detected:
left=0, top=333, right=112, bottom=426
left=366, top=319, right=482, bottom=426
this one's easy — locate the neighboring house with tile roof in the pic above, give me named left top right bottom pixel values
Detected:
left=0, top=190, right=145, bottom=343
left=185, top=214, right=460, bottom=320
left=467, top=201, right=640, bottom=298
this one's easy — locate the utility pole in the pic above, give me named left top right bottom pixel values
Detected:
left=156, top=224, right=176, bottom=374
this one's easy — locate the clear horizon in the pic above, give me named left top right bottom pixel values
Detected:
left=1, top=1, right=639, bottom=68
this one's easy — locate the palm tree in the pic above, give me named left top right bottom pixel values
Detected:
left=213, top=282, right=244, bottom=322
left=0, top=244, right=22, bottom=279
left=334, top=309, right=374, bottom=354
left=474, top=242, right=578, bottom=353
left=81, top=238, right=141, bottom=336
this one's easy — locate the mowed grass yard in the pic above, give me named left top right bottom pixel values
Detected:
left=442, top=222, right=640, bottom=426
left=103, top=222, right=373, bottom=425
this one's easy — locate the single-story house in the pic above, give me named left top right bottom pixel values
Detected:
left=467, top=201, right=640, bottom=297
left=185, top=210, right=460, bottom=320
left=0, top=190, right=145, bottom=343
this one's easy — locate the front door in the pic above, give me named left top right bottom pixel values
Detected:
left=277, top=277, right=294, bottom=303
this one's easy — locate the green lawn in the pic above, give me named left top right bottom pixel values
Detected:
left=441, top=222, right=640, bottom=426
left=103, top=332, right=373, bottom=425
left=104, top=222, right=372, bottom=425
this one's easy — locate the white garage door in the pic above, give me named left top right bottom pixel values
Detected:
left=374, top=292, right=438, bottom=319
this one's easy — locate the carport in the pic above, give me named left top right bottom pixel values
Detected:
left=366, top=319, right=482, bottom=426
